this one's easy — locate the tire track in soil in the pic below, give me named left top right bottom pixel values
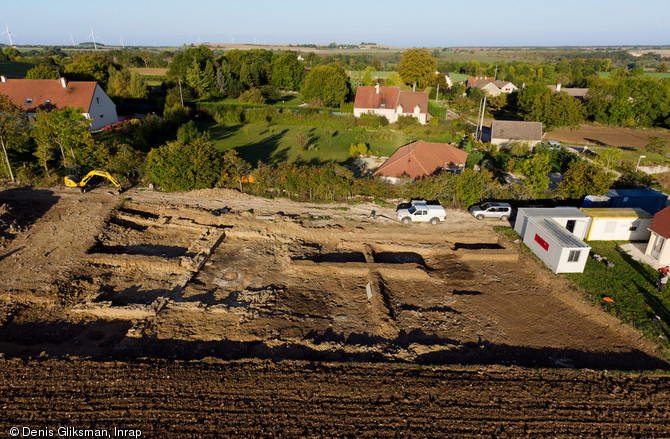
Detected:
left=1, top=359, right=669, bottom=438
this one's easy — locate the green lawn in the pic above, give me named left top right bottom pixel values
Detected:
left=203, top=122, right=456, bottom=165
left=448, top=72, right=469, bottom=82
left=590, top=146, right=670, bottom=166
left=564, top=241, right=670, bottom=357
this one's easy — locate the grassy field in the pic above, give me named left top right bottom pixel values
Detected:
left=202, top=122, right=455, bottom=165
left=564, top=241, right=670, bottom=357
left=589, top=146, right=670, bottom=166
left=0, top=61, right=36, bottom=79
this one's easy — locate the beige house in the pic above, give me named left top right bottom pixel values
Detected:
left=490, top=121, right=543, bottom=149
left=354, top=85, right=428, bottom=124
left=494, top=80, right=518, bottom=93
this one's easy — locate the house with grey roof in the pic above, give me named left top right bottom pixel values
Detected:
left=490, top=120, right=543, bottom=149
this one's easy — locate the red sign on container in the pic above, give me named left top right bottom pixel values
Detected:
left=534, top=234, right=549, bottom=251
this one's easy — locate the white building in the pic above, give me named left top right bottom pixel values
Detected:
left=522, top=217, right=591, bottom=274
left=581, top=208, right=653, bottom=241
left=353, top=85, right=428, bottom=125
left=515, top=208, right=591, bottom=240
left=645, top=207, right=670, bottom=264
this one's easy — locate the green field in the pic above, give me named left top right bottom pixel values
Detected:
left=598, top=71, right=670, bottom=78
left=203, top=122, right=455, bottom=164
left=0, top=61, right=36, bottom=79
left=590, top=146, right=670, bottom=166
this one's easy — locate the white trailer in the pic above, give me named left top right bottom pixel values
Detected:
left=581, top=208, right=653, bottom=241
left=523, top=217, right=591, bottom=273
left=515, top=207, right=591, bottom=240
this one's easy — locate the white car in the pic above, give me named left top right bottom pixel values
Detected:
left=397, top=200, right=446, bottom=225
left=468, top=202, right=512, bottom=221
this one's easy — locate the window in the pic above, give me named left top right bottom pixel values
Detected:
left=45, top=99, right=51, bottom=105
left=567, top=250, right=581, bottom=263
left=100, top=114, right=104, bottom=118
left=630, top=221, right=640, bottom=232
left=96, top=97, right=100, bottom=104
left=653, top=235, right=665, bottom=253
left=24, top=98, right=32, bottom=105
left=566, top=220, right=576, bottom=233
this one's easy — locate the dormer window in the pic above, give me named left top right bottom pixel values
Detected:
left=24, top=98, right=32, bottom=105
left=45, top=99, right=51, bottom=105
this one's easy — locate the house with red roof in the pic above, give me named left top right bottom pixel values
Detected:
left=373, top=140, right=468, bottom=183
left=645, top=206, right=670, bottom=265
left=0, top=76, right=117, bottom=130
left=353, top=85, right=428, bottom=124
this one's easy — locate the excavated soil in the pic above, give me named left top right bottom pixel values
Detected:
left=1, top=185, right=670, bottom=434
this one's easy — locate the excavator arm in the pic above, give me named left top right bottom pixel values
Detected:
left=63, top=169, right=123, bottom=193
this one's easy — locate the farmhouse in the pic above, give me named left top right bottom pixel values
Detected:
left=0, top=77, right=117, bottom=130
left=471, top=79, right=501, bottom=97
left=645, top=206, right=670, bottom=265
left=493, top=80, right=518, bottom=93
left=373, top=140, right=468, bottom=183
left=490, top=120, right=543, bottom=148
left=353, top=85, right=428, bottom=124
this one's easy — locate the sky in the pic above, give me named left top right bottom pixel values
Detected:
left=2, top=0, right=669, bottom=48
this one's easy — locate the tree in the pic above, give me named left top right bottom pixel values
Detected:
left=517, top=153, right=551, bottom=197
left=361, top=66, right=375, bottom=86
left=397, top=49, right=437, bottom=89
left=107, top=68, right=148, bottom=98
left=559, top=161, right=614, bottom=199
left=31, top=107, right=93, bottom=167
left=452, top=168, right=491, bottom=207
left=595, top=148, right=622, bottom=169
left=146, top=137, right=221, bottom=191
left=0, top=94, right=29, bottom=181
left=25, top=65, right=59, bottom=79
left=236, top=88, right=265, bottom=104
left=220, top=149, right=252, bottom=192
left=385, top=71, right=402, bottom=87
left=300, top=63, right=351, bottom=107
left=167, top=46, right=215, bottom=79
left=186, top=58, right=217, bottom=98
left=526, top=91, right=586, bottom=130
left=64, top=54, right=113, bottom=87
left=516, top=81, right=551, bottom=114
left=270, top=51, right=304, bottom=91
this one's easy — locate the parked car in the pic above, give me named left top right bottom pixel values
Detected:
left=468, top=202, right=513, bottom=221
left=397, top=200, right=446, bottom=225
left=547, top=140, right=561, bottom=150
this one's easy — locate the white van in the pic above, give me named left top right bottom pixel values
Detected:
left=396, top=200, right=446, bottom=225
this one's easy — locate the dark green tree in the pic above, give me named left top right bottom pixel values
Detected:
left=527, top=91, right=586, bottom=130
left=270, top=51, right=304, bottom=90
left=25, top=65, right=59, bottom=79
left=559, top=161, right=614, bottom=199
left=301, top=63, right=351, bottom=107
left=0, top=94, right=29, bottom=181
left=64, top=54, right=113, bottom=87
left=146, top=137, right=221, bottom=191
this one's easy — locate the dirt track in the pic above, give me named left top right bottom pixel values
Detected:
left=2, top=185, right=670, bottom=435
left=1, top=359, right=669, bottom=438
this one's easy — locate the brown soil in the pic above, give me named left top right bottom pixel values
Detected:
left=1, top=185, right=669, bottom=433
left=547, top=125, right=670, bottom=148
left=1, top=358, right=669, bottom=438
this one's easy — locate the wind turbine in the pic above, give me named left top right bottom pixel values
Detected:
left=2, top=25, right=15, bottom=47
left=87, top=26, right=98, bottom=50
left=196, top=36, right=201, bottom=45
left=69, top=33, right=76, bottom=47
left=120, top=35, right=125, bottom=48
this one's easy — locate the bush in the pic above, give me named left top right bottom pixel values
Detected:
left=146, top=138, right=221, bottom=191
left=645, top=136, right=669, bottom=154
left=349, top=142, right=369, bottom=158
left=237, top=88, right=266, bottom=104
left=394, top=115, right=421, bottom=129
left=356, top=113, right=388, bottom=129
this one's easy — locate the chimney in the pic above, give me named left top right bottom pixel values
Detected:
left=60, top=77, right=67, bottom=88
left=556, top=83, right=561, bottom=92
left=375, top=84, right=380, bottom=94
left=0, top=76, right=5, bottom=83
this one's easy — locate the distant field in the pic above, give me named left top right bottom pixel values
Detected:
left=449, top=72, right=469, bottom=82
left=598, top=71, right=670, bottom=78
left=129, top=67, right=168, bottom=76
left=0, top=61, right=36, bottom=79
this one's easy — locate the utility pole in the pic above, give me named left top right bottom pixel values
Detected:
left=478, top=97, right=487, bottom=142
left=435, top=83, right=440, bottom=102
left=475, top=98, right=484, bottom=140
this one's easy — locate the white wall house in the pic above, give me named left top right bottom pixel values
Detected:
left=354, top=85, right=428, bottom=125
left=582, top=208, right=653, bottom=241
left=0, top=77, right=117, bottom=130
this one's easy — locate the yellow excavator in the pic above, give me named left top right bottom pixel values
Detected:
left=64, top=166, right=123, bottom=194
